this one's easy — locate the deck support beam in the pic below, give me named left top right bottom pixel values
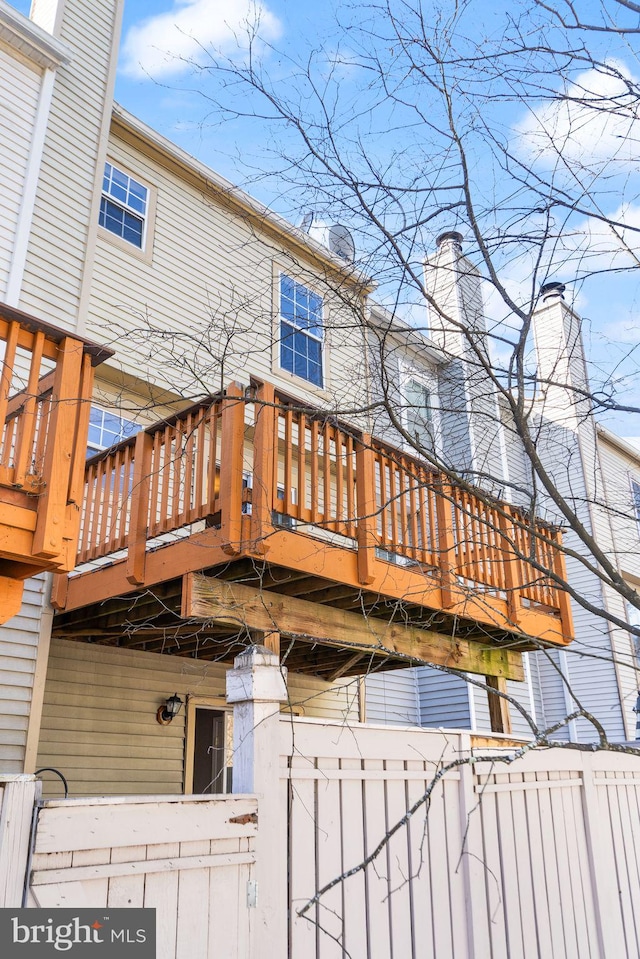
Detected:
left=185, top=572, right=524, bottom=680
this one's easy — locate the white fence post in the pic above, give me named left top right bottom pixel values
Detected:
left=0, top=775, right=39, bottom=907
left=227, top=645, right=288, bottom=959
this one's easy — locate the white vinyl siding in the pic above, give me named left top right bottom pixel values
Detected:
left=36, top=639, right=359, bottom=798
left=416, top=667, right=472, bottom=729
left=0, top=41, right=41, bottom=299
left=86, top=132, right=368, bottom=422
left=0, top=575, right=49, bottom=773
left=18, top=0, right=120, bottom=327
left=365, top=669, right=419, bottom=725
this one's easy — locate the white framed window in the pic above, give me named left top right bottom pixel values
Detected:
left=87, top=407, right=140, bottom=456
left=279, top=274, right=324, bottom=387
left=99, top=162, right=149, bottom=249
left=401, top=372, right=438, bottom=455
left=632, top=478, right=640, bottom=528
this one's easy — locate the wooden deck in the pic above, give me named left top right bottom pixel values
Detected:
left=51, top=381, right=573, bottom=680
left=0, top=304, right=111, bottom=623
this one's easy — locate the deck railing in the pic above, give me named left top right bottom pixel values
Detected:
left=73, top=381, right=572, bottom=640
left=0, top=304, right=110, bottom=620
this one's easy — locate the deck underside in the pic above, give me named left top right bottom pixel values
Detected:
left=53, top=545, right=531, bottom=681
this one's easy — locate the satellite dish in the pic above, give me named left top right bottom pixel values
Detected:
left=328, top=224, right=355, bottom=263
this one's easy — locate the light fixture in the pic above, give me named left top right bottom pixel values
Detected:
left=157, top=693, right=183, bottom=725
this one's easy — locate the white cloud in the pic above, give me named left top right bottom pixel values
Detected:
left=514, top=61, right=640, bottom=172
left=120, top=0, right=282, bottom=80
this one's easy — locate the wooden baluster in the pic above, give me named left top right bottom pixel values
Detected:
left=33, top=337, right=84, bottom=561
left=409, top=468, right=420, bottom=562
left=335, top=429, right=344, bottom=533
left=13, top=330, right=45, bottom=488
left=355, top=434, right=377, bottom=586
left=193, top=406, right=206, bottom=521
left=149, top=430, right=162, bottom=536
left=345, top=434, right=355, bottom=538
left=284, top=409, right=293, bottom=516
left=219, top=382, right=245, bottom=555
left=0, top=322, right=20, bottom=462
left=127, top=431, right=153, bottom=586
left=158, top=424, right=172, bottom=533
left=435, top=477, right=457, bottom=608
left=322, top=421, right=331, bottom=527
left=250, top=382, right=276, bottom=552
left=310, top=419, right=319, bottom=524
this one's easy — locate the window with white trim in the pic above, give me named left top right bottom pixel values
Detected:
left=404, top=377, right=434, bottom=450
left=99, top=162, right=148, bottom=249
left=87, top=407, right=140, bottom=456
left=632, top=478, right=640, bottom=528
left=279, top=274, right=323, bottom=387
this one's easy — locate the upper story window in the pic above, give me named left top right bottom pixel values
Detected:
left=280, top=274, right=323, bottom=388
left=99, top=162, right=148, bottom=249
left=632, top=478, right=640, bottom=529
left=404, top=378, right=434, bottom=450
left=87, top=407, right=140, bottom=457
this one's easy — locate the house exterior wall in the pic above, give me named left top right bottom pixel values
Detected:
left=0, top=576, right=50, bottom=773
left=0, top=37, right=42, bottom=298
left=364, top=668, right=420, bottom=726
left=18, top=0, right=122, bottom=331
left=35, top=638, right=359, bottom=797
left=85, top=121, right=370, bottom=422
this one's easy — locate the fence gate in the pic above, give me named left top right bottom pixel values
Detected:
left=27, top=794, right=257, bottom=959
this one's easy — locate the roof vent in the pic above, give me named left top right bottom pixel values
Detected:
left=300, top=213, right=356, bottom=263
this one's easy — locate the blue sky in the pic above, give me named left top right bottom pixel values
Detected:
left=8, top=0, right=640, bottom=435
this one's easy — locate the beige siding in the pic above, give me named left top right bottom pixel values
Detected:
left=36, top=638, right=358, bottom=798
left=18, top=0, right=120, bottom=327
left=0, top=40, right=41, bottom=299
left=0, top=576, right=48, bottom=774
left=86, top=132, right=369, bottom=422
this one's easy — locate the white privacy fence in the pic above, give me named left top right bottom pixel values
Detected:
left=27, top=794, right=257, bottom=959
left=282, top=718, right=640, bottom=959
left=3, top=649, right=640, bottom=958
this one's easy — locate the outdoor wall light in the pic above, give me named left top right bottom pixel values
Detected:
left=156, top=693, right=183, bottom=726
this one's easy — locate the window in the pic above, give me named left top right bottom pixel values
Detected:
left=632, top=479, right=640, bottom=528
left=87, top=407, right=140, bottom=456
left=280, top=274, right=323, bottom=387
left=99, top=162, right=148, bottom=248
left=404, top=378, right=433, bottom=449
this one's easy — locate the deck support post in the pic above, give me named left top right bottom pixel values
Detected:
left=32, top=337, right=85, bottom=561
left=498, top=505, right=523, bottom=625
left=219, top=383, right=246, bottom=555
left=486, top=675, right=512, bottom=734
left=249, top=382, right=276, bottom=553
left=227, top=646, right=288, bottom=959
left=435, top=479, right=457, bottom=608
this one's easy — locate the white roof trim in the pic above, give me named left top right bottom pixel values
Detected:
left=0, top=1, right=70, bottom=70
left=112, top=104, right=374, bottom=288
